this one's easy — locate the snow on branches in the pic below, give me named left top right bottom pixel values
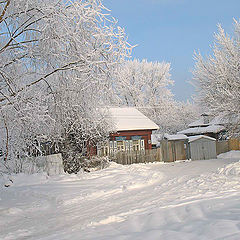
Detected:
left=114, top=59, right=198, bottom=134
left=0, top=0, right=131, bottom=172
left=193, top=19, right=240, bottom=136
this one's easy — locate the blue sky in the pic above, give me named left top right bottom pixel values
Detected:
left=104, top=0, right=240, bottom=102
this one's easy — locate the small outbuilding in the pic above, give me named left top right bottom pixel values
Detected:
left=161, top=134, right=189, bottom=162
left=188, top=135, right=216, bottom=160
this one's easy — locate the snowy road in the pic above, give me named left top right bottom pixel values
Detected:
left=1, top=152, right=240, bottom=240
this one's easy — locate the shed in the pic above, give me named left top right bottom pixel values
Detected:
left=161, top=134, right=189, bottom=162
left=189, top=135, right=216, bottom=160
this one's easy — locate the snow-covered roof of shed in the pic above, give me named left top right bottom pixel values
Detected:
left=188, top=135, right=216, bottom=142
left=164, top=134, right=188, bottom=141
left=178, top=125, right=225, bottom=135
left=107, top=107, right=159, bottom=131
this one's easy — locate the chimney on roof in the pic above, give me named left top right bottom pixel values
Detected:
left=202, top=113, right=210, bottom=124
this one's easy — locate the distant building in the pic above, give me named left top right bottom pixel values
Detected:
left=177, top=113, right=226, bottom=139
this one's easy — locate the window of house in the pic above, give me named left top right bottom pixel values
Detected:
left=117, top=141, right=125, bottom=151
left=132, top=140, right=140, bottom=151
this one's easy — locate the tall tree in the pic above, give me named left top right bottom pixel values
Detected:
left=193, top=19, right=240, bottom=136
left=114, top=59, right=198, bottom=134
left=0, top=0, right=131, bottom=172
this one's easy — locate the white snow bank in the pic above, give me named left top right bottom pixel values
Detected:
left=218, top=160, right=240, bottom=176
left=218, top=150, right=240, bottom=159
left=1, top=158, right=240, bottom=240
left=0, top=172, right=50, bottom=188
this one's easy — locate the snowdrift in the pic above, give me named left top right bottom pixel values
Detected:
left=218, top=150, right=240, bottom=159
left=1, top=154, right=240, bottom=239
left=218, top=160, right=240, bottom=176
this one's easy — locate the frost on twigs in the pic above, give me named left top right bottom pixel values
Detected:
left=114, top=59, right=199, bottom=134
left=193, top=19, right=240, bottom=137
left=0, top=0, right=131, bottom=173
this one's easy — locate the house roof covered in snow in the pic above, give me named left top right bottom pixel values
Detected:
left=188, top=117, right=209, bottom=127
left=107, top=107, right=159, bottom=131
left=178, top=125, right=225, bottom=135
left=209, top=115, right=229, bottom=125
left=188, top=115, right=227, bottom=128
left=188, top=135, right=216, bottom=142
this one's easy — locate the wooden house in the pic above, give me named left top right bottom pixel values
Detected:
left=97, top=107, right=159, bottom=156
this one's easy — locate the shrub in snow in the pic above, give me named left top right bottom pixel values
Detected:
left=0, top=156, right=45, bottom=175
left=63, top=155, right=110, bottom=174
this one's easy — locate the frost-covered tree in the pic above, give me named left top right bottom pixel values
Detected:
left=150, top=100, right=199, bottom=134
left=193, top=19, right=240, bottom=136
left=0, top=0, right=131, bottom=172
left=114, top=59, right=173, bottom=106
left=114, top=59, right=198, bottom=134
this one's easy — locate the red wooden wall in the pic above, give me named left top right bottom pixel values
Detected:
left=110, top=130, right=153, bottom=150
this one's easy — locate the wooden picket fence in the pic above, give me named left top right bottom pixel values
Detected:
left=111, top=149, right=162, bottom=165
left=107, top=138, right=240, bottom=164
left=228, top=138, right=240, bottom=150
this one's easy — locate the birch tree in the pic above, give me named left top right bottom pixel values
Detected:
left=193, top=19, right=240, bottom=136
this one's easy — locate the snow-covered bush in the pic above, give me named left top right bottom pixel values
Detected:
left=63, top=155, right=110, bottom=174
left=0, top=156, right=47, bottom=175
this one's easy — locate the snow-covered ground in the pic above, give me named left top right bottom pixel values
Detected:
left=1, top=151, right=240, bottom=240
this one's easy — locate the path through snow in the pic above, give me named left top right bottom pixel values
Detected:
left=1, top=152, right=240, bottom=239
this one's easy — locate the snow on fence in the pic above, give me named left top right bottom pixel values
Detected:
left=111, top=149, right=162, bottom=165
left=45, top=153, right=64, bottom=176
left=31, top=153, right=64, bottom=175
